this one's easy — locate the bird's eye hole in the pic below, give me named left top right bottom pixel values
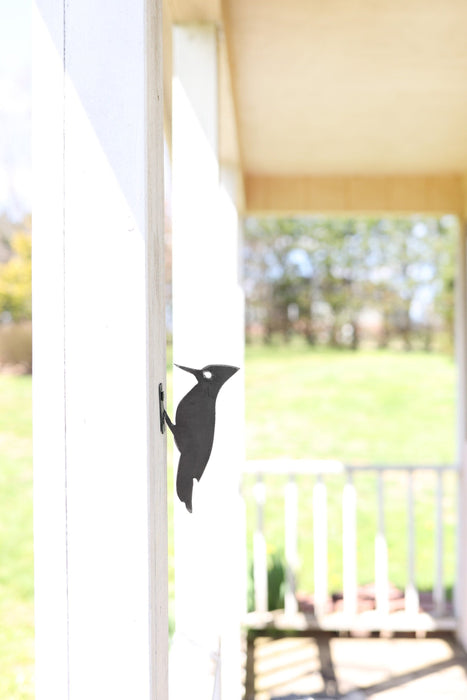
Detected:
left=203, top=370, right=213, bottom=380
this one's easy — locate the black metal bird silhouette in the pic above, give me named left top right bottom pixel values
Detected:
left=164, top=363, right=239, bottom=513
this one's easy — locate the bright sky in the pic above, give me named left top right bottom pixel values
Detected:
left=0, top=0, right=31, bottom=221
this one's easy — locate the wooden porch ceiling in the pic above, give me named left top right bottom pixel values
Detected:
left=165, top=0, right=467, bottom=216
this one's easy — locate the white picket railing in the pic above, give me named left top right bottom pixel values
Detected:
left=242, top=459, right=458, bottom=633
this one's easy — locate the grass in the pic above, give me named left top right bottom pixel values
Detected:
left=0, top=375, right=34, bottom=699
left=0, top=346, right=458, bottom=695
left=244, top=344, right=456, bottom=464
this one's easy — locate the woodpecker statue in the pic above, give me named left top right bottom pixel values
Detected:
left=164, top=363, right=239, bottom=512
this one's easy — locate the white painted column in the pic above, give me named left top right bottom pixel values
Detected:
left=171, top=24, right=244, bottom=700
left=32, top=2, right=167, bottom=699
left=456, top=213, right=467, bottom=648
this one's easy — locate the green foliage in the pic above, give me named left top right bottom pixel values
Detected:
left=244, top=215, right=457, bottom=350
left=267, top=550, right=286, bottom=611
left=0, top=232, right=32, bottom=322
left=247, top=549, right=286, bottom=613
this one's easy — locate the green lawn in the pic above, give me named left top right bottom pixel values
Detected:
left=0, top=376, right=34, bottom=699
left=0, top=346, right=458, bottom=696
left=244, top=344, right=456, bottom=464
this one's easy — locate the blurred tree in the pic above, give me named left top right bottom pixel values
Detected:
left=0, top=230, right=32, bottom=321
left=432, top=216, right=457, bottom=351
left=244, top=217, right=312, bottom=343
left=313, top=218, right=371, bottom=349
left=243, top=215, right=455, bottom=350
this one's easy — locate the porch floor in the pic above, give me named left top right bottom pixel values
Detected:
left=244, top=632, right=467, bottom=699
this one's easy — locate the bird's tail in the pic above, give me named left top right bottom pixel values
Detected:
left=176, top=453, right=194, bottom=513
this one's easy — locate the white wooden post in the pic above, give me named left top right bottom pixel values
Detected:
left=434, top=470, right=446, bottom=616
left=313, top=475, right=328, bottom=618
left=32, top=2, right=167, bottom=698
left=456, top=213, right=467, bottom=647
left=171, top=24, right=244, bottom=700
left=253, top=475, right=268, bottom=614
left=375, top=472, right=389, bottom=616
left=405, top=470, right=419, bottom=615
left=239, top=483, right=249, bottom=619
left=433, top=469, right=446, bottom=615
left=284, top=475, right=299, bottom=616
left=342, top=470, right=358, bottom=617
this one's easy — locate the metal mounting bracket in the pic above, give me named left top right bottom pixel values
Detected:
left=158, top=383, right=165, bottom=434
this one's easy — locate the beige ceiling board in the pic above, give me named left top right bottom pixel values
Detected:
left=168, top=0, right=221, bottom=23
left=226, top=0, right=467, bottom=176
left=246, top=175, right=464, bottom=216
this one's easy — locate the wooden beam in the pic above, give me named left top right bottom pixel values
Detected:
left=245, top=174, right=465, bottom=216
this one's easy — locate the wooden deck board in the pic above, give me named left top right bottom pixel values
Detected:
left=244, top=609, right=458, bottom=634
left=243, top=632, right=467, bottom=699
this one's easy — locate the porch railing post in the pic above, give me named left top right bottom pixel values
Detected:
left=434, top=469, right=446, bottom=615
left=342, top=469, right=358, bottom=617
left=313, top=474, right=328, bottom=618
left=284, top=474, right=299, bottom=616
left=243, top=460, right=458, bottom=635
left=375, top=472, right=389, bottom=616
left=405, top=470, right=419, bottom=615
left=253, top=475, right=268, bottom=614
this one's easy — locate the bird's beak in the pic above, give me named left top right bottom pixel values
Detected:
left=175, top=363, right=202, bottom=379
